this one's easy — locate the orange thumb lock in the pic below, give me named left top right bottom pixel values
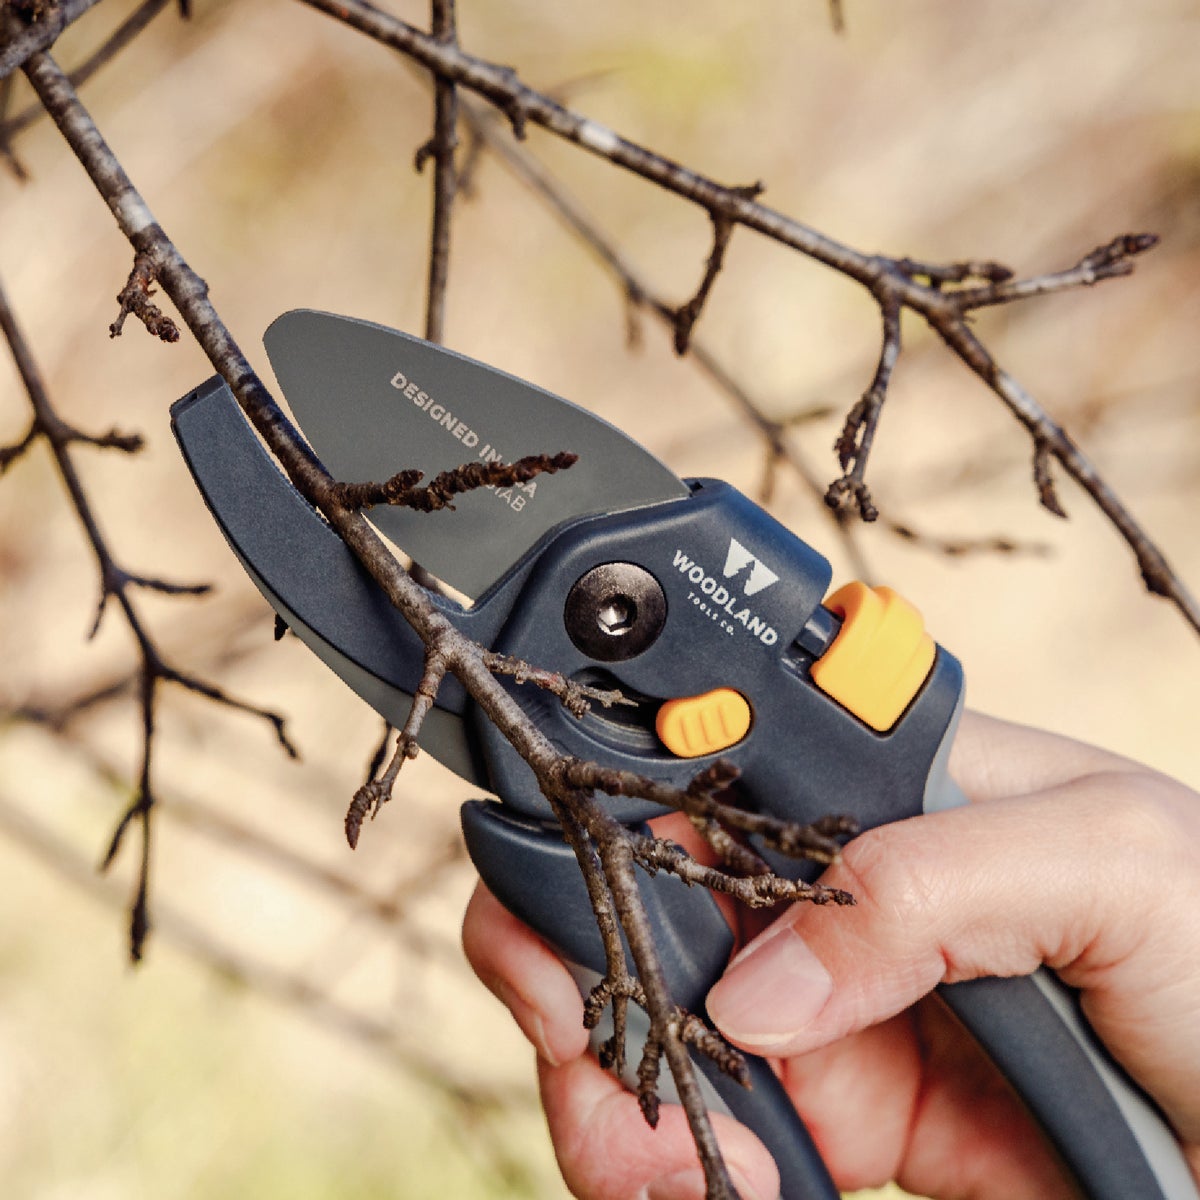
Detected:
left=809, top=582, right=935, bottom=732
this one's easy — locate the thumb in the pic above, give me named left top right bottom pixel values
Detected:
left=705, top=768, right=1200, bottom=1131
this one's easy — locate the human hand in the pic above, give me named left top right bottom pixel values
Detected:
left=462, top=712, right=1200, bottom=1199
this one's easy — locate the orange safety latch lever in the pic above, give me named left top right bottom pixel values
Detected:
left=810, top=581, right=936, bottom=732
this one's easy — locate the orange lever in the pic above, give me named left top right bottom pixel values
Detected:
left=810, top=582, right=935, bottom=732
left=656, top=688, right=752, bottom=759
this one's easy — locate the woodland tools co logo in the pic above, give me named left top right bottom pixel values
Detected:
left=672, top=538, right=780, bottom=645
left=722, top=538, right=779, bottom=597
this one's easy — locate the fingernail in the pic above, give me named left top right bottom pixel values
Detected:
left=643, top=1167, right=769, bottom=1200
left=706, top=923, right=833, bottom=1050
left=495, top=981, right=560, bottom=1066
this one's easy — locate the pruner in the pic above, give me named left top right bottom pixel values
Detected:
left=170, top=310, right=1195, bottom=1200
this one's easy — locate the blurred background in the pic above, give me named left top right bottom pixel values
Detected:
left=1, top=1, right=1197, bottom=1197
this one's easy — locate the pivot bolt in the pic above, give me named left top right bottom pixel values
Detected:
left=564, top=563, right=667, bottom=662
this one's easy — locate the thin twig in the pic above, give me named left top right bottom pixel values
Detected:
left=345, top=649, right=447, bottom=848
left=935, top=317, right=1199, bottom=618
left=418, top=0, right=458, bottom=344
left=452, top=95, right=872, bottom=578
left=826, top=296, right=902, bottom=521
left=482, top=649, right=634, bottom=719
left=332, top=451, right=577, bottom=513
left=110, top=250, right=180, bottom=341
left=298, top=0, right=1196, bottom=633
left=952, top=234, right=1159, bottom=310
left=0, top=268, right=293, bottom=961
left=0, top=0, right=169, bottom=141
left=576, top=802, right=739, bottom=1196
left=671, top=191, right=760, bottom=354
left=633, top=833, right=855, bottom=908
left=0, top=0, right=103, bottom=83
left=557, top=756, right=858, bottom=865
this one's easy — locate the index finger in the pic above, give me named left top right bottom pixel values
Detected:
left=950, top=709, right=1134, bottom=804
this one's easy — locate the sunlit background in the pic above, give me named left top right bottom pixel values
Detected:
left=1, top=2, right=1198, bottom=1197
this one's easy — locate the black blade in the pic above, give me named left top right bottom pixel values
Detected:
left=264, top=310, right=689, bottom=599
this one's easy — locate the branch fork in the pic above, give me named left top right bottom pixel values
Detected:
left=110, top=251, right=179, bottom=342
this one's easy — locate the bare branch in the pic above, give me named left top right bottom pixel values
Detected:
left=687, top=814, right=773, bottom=877
left=826, top=296, right=902, bottom=522
left=671, top=188, right=761, bottom=354
left=631, top=833, right=856, bottom=909
left=1, top=0, right=169, bottom=141
left=161, top=664, right=298, bottom=757
left=346, top=649, right=447, bottom=848
left=295, top=0, right=1195, bottom=632
left=0, top=259, right=295, bottom=960
left=934, top=318, right=1200, bottom=626
left=332, top=451, right=577, bottom=513
left=419, top=0, right=459, bottom=344
left=556, top=756, right=857, bottom=866
left=1, top=412, right=142, bottom=473
left=0, top=0, right=102, bottom=83
left=895, top=255, right=1013, bottom=288
left=481, top=649, right=634, bottom=718
left=576, top=804, right=740, bottom=1196
left=952, top=233, right=1159, bottom=310
left=1032, top=436, right=1067, bottom=519
left=110, top=251, right=180, bottom=341
left=679, top=1011, right=751, bottom=1087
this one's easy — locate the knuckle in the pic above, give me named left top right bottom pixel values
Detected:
left=1087, top=770, right=1200, bottom=873
left=834, top=821, right=949, bottom=930
left=818, top=819, right=962, bottom=994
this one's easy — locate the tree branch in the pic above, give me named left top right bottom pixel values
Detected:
left=826, top=295, right=902, bottom=521
left=0, top=0, right=103, bottom=83
left=670, top=191, right=760, bottom=355
left=481, top=649, right=633, bottom=719
left=345, top=648, right=447, bottom=848
left=331, top=451, right=576, bottom=513
left=19, top=53, right=853, bottom=1191
left=110, top=250, right=180, bottom=341
left=8, top=12, right=1196, bottom=1196
left=0, top=263, right=292, bottom=962
left=1, top=0, right=169, bottom=141
left=450, top=95, right=872, bottom=578
left=297, top=0, right=1196, bottom=634
left=418, top=0, right=459, bottom=344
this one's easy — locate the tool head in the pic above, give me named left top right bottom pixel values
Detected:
left=263, top=310, right=689, bottom=600
left=173, top=316, right=962, bottom=832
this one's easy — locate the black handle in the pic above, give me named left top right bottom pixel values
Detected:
left=939, top=972, right=1196, bottom=1199
left=925, top=777, right=1198, bottom=1199
left=461, top=800, right=840, bottom=1200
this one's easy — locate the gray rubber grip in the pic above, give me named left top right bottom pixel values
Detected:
left=927, top=778, right=1198, bottom=1199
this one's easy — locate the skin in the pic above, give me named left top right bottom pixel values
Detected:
left=462, top=712, right=1200, bottom=1199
